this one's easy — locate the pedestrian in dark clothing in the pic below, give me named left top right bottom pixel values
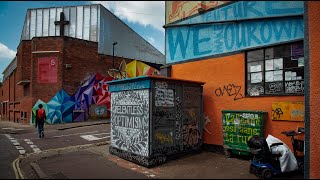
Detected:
left=35, top=104, right=46, bottom=138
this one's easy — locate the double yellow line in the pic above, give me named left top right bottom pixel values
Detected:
left=11, top=141, right=109, bottom=179
left=12, top=156, right=24, bottom=179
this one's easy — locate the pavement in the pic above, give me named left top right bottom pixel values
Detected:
left=1, top=119, right=304, bottom=179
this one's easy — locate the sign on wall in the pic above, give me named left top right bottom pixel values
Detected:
left=272, top=101, right=304, bottom=121
left=111, top=89, right=150, bottom=156
left=222, top=110, right=265, bottom=152
left=37, top=57, right=58, bottom=83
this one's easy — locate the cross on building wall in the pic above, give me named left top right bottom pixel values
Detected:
left=54, top=12, right=69, bottom=37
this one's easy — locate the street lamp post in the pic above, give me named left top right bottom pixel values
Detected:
left=112, top=42, right=118, bottom=69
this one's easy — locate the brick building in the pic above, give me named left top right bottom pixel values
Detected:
left=0, top=4, right=164, bottom=124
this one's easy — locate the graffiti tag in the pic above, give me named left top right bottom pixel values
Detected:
left=215, top=84, right=244, bottom=100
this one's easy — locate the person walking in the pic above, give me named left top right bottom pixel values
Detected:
left=35, top=104, right=46, bottom=138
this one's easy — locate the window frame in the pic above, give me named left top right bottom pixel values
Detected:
left=245, top=41, right=304, bottom=97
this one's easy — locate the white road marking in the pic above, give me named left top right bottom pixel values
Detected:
left=30, top=145, right=37, bottom=148
left=13, top=142, right=20, bottom=146
left=80, top=134, right=110, bottom=141
left=15, top=146, right=24, bottom=150
left=147, top=174, right=156, bottom=178
left=19, top=150, right=26, bottom=154
left=4, top=134, right=28, bottom=154
left=24, top=139, right=30, bottom=142
left=33, top=148, right=41, bottom=153
left=51, top=131, right=100, bottom=138
left=2, top=127, right=23, bottom=131
left=26, top=141, right=34, bottom=145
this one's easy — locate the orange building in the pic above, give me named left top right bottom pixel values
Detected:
left=305, top=1, right=320, bottom=179
left=164, top=1, right=319, bottom=178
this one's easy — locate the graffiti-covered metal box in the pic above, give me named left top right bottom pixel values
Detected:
left=107, top=76, right=205, bottom=167
left=222, top=110, right=267, bottom=157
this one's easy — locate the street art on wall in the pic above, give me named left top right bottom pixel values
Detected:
left=166, top=18, right=304, bottom=63
left=89, top=104, right=108, bottom=119
left=72, top=73, right=113, bottom=122
left=272, top=101, right=304, bottom=121
left=174, top=1, right=303, bottom=25
left=126, top=60, right=160, bottom=78
left=166, top=1, right=304, bottom=63
left=47, top=89, right=75, bottom=124
left=31, top=99, right=48, bottom=125
left=166, top=1, right=230, bottom=24
left=108, top=60, right=127, bottom=80
left=32, top=73, right=113, bottom=124
left=108, top=59, right=161, bottom=80
left=31, top=59, right=159, bottom=125
left=111, top=89, right=150, bottom=157
left=204, top=114, right=211, bottom=135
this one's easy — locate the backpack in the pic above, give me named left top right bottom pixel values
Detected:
left=37, top=108, right=45, bottom=121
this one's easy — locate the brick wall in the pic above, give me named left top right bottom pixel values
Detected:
left=31, top=37, right=64, bottom=104
left=1, top=36, right=136, bottom=124
left=62, top=37, right=134, bottom=95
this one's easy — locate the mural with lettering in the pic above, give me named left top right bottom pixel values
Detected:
left=166, top=1, right=304, bottom=63
left=175, top=1, right=303, bottom=25
left=272, top=102, right=304, bottom=121
left=166, top=1, right=230, bottom=24
left=111, top=89, right=150, bottom=156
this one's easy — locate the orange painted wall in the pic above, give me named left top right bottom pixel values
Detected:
left=307, top=2, right=320, bottom=179
left=171, top=53, right=304, bottom=150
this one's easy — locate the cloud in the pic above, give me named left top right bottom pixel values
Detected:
left=147, top=37, right=155, bottom=44
left=0, top=42, right=16, bottom=60
left=91, top=1, right=165, bottom=33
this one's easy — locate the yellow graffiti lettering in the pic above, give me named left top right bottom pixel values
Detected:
left=225, top=134, right=234, bottom=143
left=155, top=132, right=173, bottom=144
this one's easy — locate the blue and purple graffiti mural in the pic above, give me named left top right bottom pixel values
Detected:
left=31, top=73, right=112, bottom=124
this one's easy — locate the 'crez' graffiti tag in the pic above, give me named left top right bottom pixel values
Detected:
left=215, top=84, right=244, bottom=100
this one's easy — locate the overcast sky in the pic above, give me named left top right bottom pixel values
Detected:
left=0, top=1, right=165, bottom=80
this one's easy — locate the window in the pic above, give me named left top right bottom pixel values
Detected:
left=21, top=112, right=27, bottom=121
left=246, top=41, right=304, bottom=96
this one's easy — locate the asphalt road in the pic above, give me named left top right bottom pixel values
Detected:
left=0, top=134, right=19, bottom=179
left=0, top=122, right=110, bottom=179
left=2, top=123, right=110, bottom=154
